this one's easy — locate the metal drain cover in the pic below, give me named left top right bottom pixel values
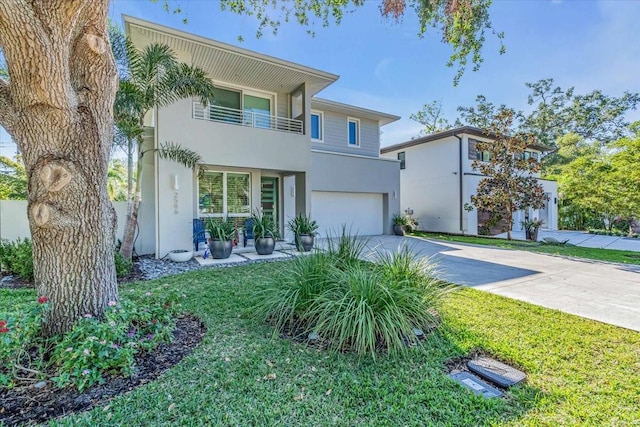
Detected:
left=448, top=372, right=503, bottom=398
left=467, top=357, right=526, bottom=388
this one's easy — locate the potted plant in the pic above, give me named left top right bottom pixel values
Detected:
left=287, top=213, right=319, bottom=252
left=392, top=213, right=409, bottom=236
left=205, top=218, right=235, bottom=259
left=522, top=218, right=544, bottom=241
left=251, top=210, right=280, bottom=255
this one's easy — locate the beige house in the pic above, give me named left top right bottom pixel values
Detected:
left=124, top=16, right=401, bottom=257
left=381, top=126, right=558, bottom=236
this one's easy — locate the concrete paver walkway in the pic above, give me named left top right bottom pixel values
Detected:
left=360, top=235, right=640, bottom=332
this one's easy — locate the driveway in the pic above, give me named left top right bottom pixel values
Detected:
left=360, top=235, right=640, bottom=332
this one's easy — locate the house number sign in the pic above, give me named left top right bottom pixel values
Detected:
left=173, top=191, right=179, bottom=215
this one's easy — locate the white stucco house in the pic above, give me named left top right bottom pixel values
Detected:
left=124, top=16, right=401, bottom=258
left=380, top=126, right=558, bottom=236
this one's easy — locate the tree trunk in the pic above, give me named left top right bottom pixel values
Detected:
left=120, top=138, right=144, bottom=260
left=0, top=1, right=119, bottom=336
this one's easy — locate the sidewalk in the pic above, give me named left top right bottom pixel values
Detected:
left=497, top=230, right=640, bottom=252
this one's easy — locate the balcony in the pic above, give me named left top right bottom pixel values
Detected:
left=193, top=102, right=303, bottom=135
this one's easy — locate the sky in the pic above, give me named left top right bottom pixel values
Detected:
left=2, top=0, right=639, bottom=155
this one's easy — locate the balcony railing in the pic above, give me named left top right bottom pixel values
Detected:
left=193, top=102, right=303, bottom=135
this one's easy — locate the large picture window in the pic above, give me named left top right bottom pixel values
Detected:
left=199, top=171, right=250, bottom=217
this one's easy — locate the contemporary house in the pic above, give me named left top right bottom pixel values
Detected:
left=124, top=16, right=401, bottom=257
left=380, top=126, right=558, bottom=236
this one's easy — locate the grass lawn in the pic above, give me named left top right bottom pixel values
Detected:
left=2, top=262, right=639, bottom=426
left=412, top=231, right=640, bottom=266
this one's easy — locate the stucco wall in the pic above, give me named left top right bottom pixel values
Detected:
left=310, top=150, right=400, bottom=234
left=382, top=136, right=461, bottom=234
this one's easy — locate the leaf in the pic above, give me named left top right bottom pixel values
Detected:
left=264, top=373, right=276, bottom=380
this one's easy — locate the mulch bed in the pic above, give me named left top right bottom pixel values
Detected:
left=0, top=315, right=206, bottom=426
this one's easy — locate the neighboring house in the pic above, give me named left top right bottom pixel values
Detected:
left=380, top=126, right=558, bottom=236
left=124, top=16, right=401, bottom=257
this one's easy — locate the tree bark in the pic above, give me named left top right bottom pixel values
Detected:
left=0, top=1, right=119, bottom=336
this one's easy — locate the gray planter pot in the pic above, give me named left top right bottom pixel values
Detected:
left=210, top=239, right=233, bottom=259
left=296, top=234, right=314, bottom=252
left=255, top=237, right=275, bottom=255
left=393, top=225, right=407, bottom=236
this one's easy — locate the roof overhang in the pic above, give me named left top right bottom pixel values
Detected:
left=381, top=126, right=554, bottom=153
left=311, top=98, right=400, bottom=126
left=123, top=15, right=339, bottom=96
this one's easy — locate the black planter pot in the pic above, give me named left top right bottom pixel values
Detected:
left=255, top=237, right=275, bottom=255
left=393, top=225, right=407, bottom=236
left=210, top=239, right=233, bottom=259
left=296, top=234, right=314, bottom=252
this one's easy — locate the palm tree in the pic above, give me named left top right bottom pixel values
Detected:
left=111, top=27, right=216, bottom=260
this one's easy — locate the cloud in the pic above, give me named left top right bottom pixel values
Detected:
left=374, top=58, right=394, bottom=81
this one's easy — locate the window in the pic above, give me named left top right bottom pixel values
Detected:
left=243, top=94, right=272, bottom=128
left=522, top=150, right=540, bottom=161
left=209, top=87, right=273, bottom=128
left=347, top=118, right=360, bottom=146
left=398, top=151, right=406, bottom=170
left=210, top=87, right=241, bottom=123
left=310, top=111, right=323, bottom=141
left=199, top=171, right=250, bottom=217
left=476, top=150, right=491, bottom=162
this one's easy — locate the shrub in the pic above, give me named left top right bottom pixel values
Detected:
left=0, top=239, right=131, bottom=281
left=253, top=234, right=455, bottom=357
left=324, top=225, right=369, bottom=269
left=0, top=292, right=180, bottom=391
left=0, top=238, right=34, bottom=281
left=114, top=250, right=133, bottom=278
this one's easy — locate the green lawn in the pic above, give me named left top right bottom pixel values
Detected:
left=412, top=231, right=640, bottom=265
left=3, top=262, right=639, bottom=426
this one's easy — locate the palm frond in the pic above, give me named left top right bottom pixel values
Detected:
left=134, top=43, right=178, bottom=88
left=155, top=63, right=216, bottom=108
left=157, top=142, right=202, bottom=169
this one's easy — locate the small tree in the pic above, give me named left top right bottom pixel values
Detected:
left=470, top=108, right=546, bottom=240
left=110, top=30, right=215, bottom=260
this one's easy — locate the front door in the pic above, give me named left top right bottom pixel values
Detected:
left=261, top=177, right=279, bottom=221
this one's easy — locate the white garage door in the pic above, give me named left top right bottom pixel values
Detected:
left=312, top=191, right=383, bottom=237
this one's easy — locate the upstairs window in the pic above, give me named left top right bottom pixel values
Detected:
left=476, top=150, right=491, bottom=162
left=348, top=118, right=360, bottom=146
left=522, top=150, right=540, bottom=161
left=398, top=151, right=406, bottom=170
left=311, top=111, right=323, bottom=141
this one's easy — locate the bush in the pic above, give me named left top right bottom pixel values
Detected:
left=253, top=234, right=455, bottom=357
left=0, top=238, right=34, bottom=281
left=0, top=238, right=132, bottom=281
left=114, top=250, right=133, bottom=278
left=0, top=292, right=180, bottom=391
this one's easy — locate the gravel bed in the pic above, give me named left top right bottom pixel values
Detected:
left=137, top=252, right=293, bottom=280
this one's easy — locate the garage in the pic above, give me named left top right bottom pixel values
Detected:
left=311, top=191, right=384, bottom=237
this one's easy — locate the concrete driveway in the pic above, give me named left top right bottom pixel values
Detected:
left=360, top=235, right=640, bottom=332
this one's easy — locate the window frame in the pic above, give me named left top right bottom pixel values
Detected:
left=310, top=110, right=324, bottom=142
left=398, top=151, right=406, bottom=170
left=198, top=170, right=251, bottom=218
left=347, top=117, right=360, bottom=147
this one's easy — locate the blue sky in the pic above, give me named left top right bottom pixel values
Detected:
left=2, top=0, right=638, bottom=155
